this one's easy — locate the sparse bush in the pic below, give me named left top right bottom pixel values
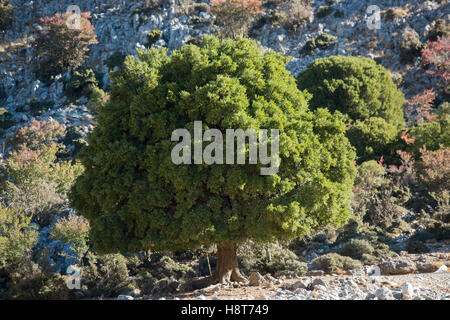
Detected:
left=431, top=190, right=449, bottom=223
left=105, top=51, right=126, bottom=71
left=5, top=259, right=70, bottom=299
left=0, top=208, right=38, bottom=271
left=62, top=126, right=87, bottom=160
left=134, top=271, right=157, bottom=294
left=384, top=7, right=407, bottom=20
left=147, top=254, right=195, bottom=280
left=301, top=33, right=337, bottom=54
left=421, top=36, right=450, bottom=94
left=0, top=109, right=15, bottom=131
left=65, top=68, right=99, bottom=100
left=311, top=253, right=362, bottom=274
left=271, top=0, right=313, bottom=33
left=238, top=241, right=307, bottom=277
left=415, top=147, right=450, bottom=196
left=210, top=0, right=262, bottom=37
left=399, top=28, right=424, bottom=63
left=29, top=99, right=54, bottom=116
left=352, top=160, right=409, bottom=228
left=365, top=185, right=408, bottom=228
left=297, top=56, right=405, bottom=162
left=81, top=252, right=134, bottom=298
left=316, top=5, right=333, bottom=19
left=404, top=89, right=436, bottom=127
left=146, top=29, right=162, bottom=47
left=352, top=160, right=386, bottom=221
left=340, top=239, right=374, bottom=260
left=1, top=121, right=83, bottom=226
left=33, top=12, right=98, bottom=83
left=428, top=19, right=449, bottom=42
left=8, top=120, right=64, bottom=151
left=88, top=86, right=107, bottom=116
left=406, top=240, right=429, bottom=253
left=0, top=1, right=13, bottom=31
left=50, top=213, right=90, bottom=261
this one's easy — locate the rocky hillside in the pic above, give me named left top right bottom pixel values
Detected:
left=0, top=0, right=448, bottom=142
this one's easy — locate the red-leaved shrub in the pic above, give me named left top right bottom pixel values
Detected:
left=33, top=12, right=98, bottom=82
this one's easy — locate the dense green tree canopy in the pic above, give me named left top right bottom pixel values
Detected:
left=69, top=36, right=356, bottom=255
left=297, top=55, right=405, bottom=162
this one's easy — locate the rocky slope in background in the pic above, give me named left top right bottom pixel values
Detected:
left=0, top=0, right=449, bottom=144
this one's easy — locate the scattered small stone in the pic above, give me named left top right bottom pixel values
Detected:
left=249, top=272, right=265, bottom=286
left=401, top=283, right=414, bottom=299
left=434, top=265, right=448, bottom=273
left=117, top=295, right=134, bottom=300
left=375, top=287, right=394, bottom=300
left=291, top=279, right=310, bottom=290
left=310, top=278, right=327, bottom=289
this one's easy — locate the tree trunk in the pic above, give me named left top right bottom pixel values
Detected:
left=210, top=242, right=248, bottom=284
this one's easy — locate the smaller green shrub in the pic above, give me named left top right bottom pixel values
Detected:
left=311, top=253, right=362, bottom=274
left=0, top=208, right=38, bottom=271
left=1, top=120, right=83, bottom=226
left=347, top=117, right=400, bottom=163
left=147, top=254, right=195, bottom=280
left=88, top=86, right=107, bottom=116
left=384, top=7, right=407, bottom=20
left=186, top=37, right=204, bottom=46
left=62, top=126, right=87, bottom=160
left=268, top=0, right=313, bottom=33
left=408, top=102, right=450, bottom=157
left=105, top=51, right=126, bottom=70
left=50, top=213, right=90, bottom=261
left=238, top=241, right=307, bottom=277
left=316, top=5, right=333, bottom=18
left=340, top=239, right=374, bottom=260
left=406, top=241, right=429, bottom=253
left=29, top=99, right=54, bottom=116
left=361, top=253, right=378, bottom=265
left=301, top=33, right=337, bottom=54
left=399, top=28, right=424, bottom=63
left=0, top=108, right=16, bottom=131
left=134, top=271, right=157, bottom=294
left=81, top=252, right=134, bottom=298
left=416, top=147, right=450, bottom=196
left=6, top=259, right=70, bottom=299
left=0, top=1, right=13, bottom=31
left=315, top=33, right=338, bottom=49
left=146, top=29, right=162, bottom=47
left=65, top=68, right=98, bottom=99
left=388, top=219, right=411, bottom=233
left=428, top=18, right=449, bottom=41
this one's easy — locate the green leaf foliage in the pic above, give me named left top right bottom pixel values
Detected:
left=297, top=55, right=405, bottom=162
left=69, top=36, right=356, bottom=254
